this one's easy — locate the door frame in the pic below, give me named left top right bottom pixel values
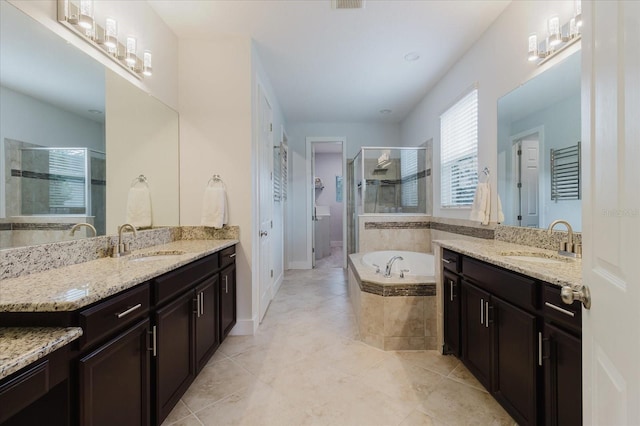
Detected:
left=305, top=136, right=347, bottom=269
left=509, top=126, right=543, bottom=227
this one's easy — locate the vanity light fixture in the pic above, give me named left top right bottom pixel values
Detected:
left=143, top=51, right=153, bottom=76
left=528, top=2, right=582, bottom=66
left=57, top=0, right=153, bottom=80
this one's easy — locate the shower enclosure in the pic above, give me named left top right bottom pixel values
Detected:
left=15, top=147, right=106, bottom=234
left=347, top=147, right=429, bottom=254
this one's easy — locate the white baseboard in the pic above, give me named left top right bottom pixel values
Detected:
left=272, top=272, right=284, bottom=297
left=229, top=317, right=258, bottom=335
left=288, top=260, right=312, bottom=269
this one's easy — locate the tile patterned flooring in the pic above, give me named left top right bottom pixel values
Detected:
left=162, top=267, right=515, bottom=426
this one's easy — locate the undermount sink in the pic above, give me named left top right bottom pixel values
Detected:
left=128, top=250, right=187, bottom=262
left=499, top=251, right=571, bottom=264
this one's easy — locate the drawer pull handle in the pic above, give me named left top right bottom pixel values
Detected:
left=480, top=298, right=484, bottom=325
left=442, top=258, right=452, bottom=264
left=225, top=276, right=229, bottom=293
left=485, top=301, right=490, bottom=328
left=538, top=332, right=543, bottom=366
left=449, top=280, right=454, bottom=302
left=200, top=292, right=204, bottom=316
left=545, top=302, right=575, bottom=317
left=229, top=253, right=236, bottom=258
left=116, top=303, right=142, bottom=319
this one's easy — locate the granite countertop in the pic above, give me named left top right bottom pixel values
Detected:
left=433, top=239, right=582, bottom=288
left=0, top=239, right=238, bottom=312
left=0, top=327, right=83, bottom=380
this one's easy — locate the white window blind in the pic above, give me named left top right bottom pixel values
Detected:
left=401, top=149, right=418, bottom=207
left=49, top=149, right=86, bottom=210
left=440, top=88, right=478, bottom=207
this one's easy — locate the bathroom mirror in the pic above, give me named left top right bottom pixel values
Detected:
left=0, top=1, right=179, bottom=249
left=497, top=50, right=581, bottom=231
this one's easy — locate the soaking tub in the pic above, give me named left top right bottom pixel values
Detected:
left=361, top=250, right=434, bottom=279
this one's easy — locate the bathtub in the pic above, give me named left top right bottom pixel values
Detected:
left=361, top=250, right=434, bottom=279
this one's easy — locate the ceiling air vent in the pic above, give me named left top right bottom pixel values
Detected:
left=332, top=0, right=365, bottom=9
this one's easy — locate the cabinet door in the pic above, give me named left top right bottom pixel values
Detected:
left=544, top=322, right=582, bottom=426
left=493, top=296, right=539, bottom=426
left=154, top=291, right=195, bottom=424
left=78, top=319, right=151, bottom=426
left=443, top=270, right=461, bottom=356
left=220, top=263, right=236, bottom=340
left=461, top=280, right=492, bottom=389
left=195, top=275, right=220, bottom=373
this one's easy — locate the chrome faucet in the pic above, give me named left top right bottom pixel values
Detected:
left=547, top=219, right=581, bottom=258
left=69, top=222, right=97, bottom=237
left=384, top=256, right=404, bottom=277
left=112, top=223, right=138, bottom=258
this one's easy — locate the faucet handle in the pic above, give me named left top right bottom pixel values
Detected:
left=559, top=241, right=568, bottom=252
left=400, top=269, right=410, bottom=278
left=372, top=264, right=380, bottom=274
left=572, top=243, right=582, bottom=257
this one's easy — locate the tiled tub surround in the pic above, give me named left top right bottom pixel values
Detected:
left=348, top=253, right=437, bottom=350
left=0, top=327, right=82, bottom=379
left=0, top=239, right=239, bottom=312
left=433, top=237, right=582, bottom=354
left=0, top=225, right=239, bottom=280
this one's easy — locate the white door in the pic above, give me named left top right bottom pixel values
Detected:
left=258, top=85, right=273, bottom=322
left=518, top=138, right=539, bottom=227
left=582, top=2, right=640, bottom=424
left=311, top=146, right=316, bottom=268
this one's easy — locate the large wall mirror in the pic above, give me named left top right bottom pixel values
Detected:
left=497, top=50, right=581, bottom=231
left=0, top=1, right=179, bottom=249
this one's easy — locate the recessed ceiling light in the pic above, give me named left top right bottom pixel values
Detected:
left=88, top=109, right=103, bottom=114
left=404, top=52, right=420, bottom=62
left=379, top=109, right=392, bottom=115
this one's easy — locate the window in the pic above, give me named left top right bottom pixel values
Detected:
left=400, top=149, right=418, bottom=208
left=440, top=88, right=478, bottom=207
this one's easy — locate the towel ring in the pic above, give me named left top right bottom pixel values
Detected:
left=131, top=174, right=149, bottom=188
left=479, top=167, right=490, bottom=182
left=207, top=174, right=226, bottom=188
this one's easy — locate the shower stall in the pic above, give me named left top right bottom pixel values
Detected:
left=347, top=147, right=430, bottom=254
left=13, top=147, right=106, bottom=234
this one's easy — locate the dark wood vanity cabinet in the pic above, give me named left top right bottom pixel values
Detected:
left=442, top=249, right=462, bottom=357
left=443, top=249, right=581, bottom=426
left=195, top=275, right=220, bottom=373
left=78, top=319, right=151, bottom=426
left=220, top=263, right=237, bottom=340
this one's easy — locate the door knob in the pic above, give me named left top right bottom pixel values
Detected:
left=260, top=231, right=268, bottom=237
left=561, top=285, right=591, bottom=309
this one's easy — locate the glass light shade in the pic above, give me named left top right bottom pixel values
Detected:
left=126, top=36, right=137, bottom=65
left=528, top=34, right=539, bottom=61
left=575, top=0, right=583, bottom=28
left=143, top=51, right=153, bottom=76
left=548, top=16, right=561, bottom=46
left=570, top=18, right=577, bottom=38
left=78, top=0, right=93, bottom=29
left=104, top=18, right=118, bottom=49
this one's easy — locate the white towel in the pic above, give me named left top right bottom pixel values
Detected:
left=201, top=186, right=227, bottom=228
left=126, top=186, right=152, bottom=229
left=470, top=183, right=490, bottom=225
left=497, top=195, right=505, bottom=223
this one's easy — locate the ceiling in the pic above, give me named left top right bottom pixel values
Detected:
left=0, top=1, right=105, bottom=123
left=148, top=0, right=511, bottom=124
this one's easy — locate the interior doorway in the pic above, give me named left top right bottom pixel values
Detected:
left=510, top=127, right=543, bottom=228
left=306, top=137, right=346, bottom=269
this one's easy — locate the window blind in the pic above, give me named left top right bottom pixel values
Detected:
left=401, top=149, right=418, bottom=207
left=49, top=149, right=86, bottom=210
left=440, top=88, right=478, bottom=207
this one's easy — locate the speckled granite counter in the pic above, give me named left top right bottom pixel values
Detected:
left=0, top=327, right=82, bottom=379
left=0, top=239, right=238, bottom=312
left=433, top=239, right=581, bottom=288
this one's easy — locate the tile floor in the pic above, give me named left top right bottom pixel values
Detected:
left=315, top=246, right=344, bottom=269
left=162, top=267, right=515, bottom=426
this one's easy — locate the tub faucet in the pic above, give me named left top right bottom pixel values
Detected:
left=69, top=222, right=97, bottom=237
left=384, top=256, right=404, bottom=277
left=112, top=223, right=138, bottom=258
left=547, top=219, right=581, bottom=258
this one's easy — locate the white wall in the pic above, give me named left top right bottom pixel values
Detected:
left=0, top=86, right=105, bottom=217
left=286, top=122, right=401, bottom=268
left=314, top=152, right=343, bottom=244
left=400, top=1, right=578, bottom=222
left=8, top=0, right=179, bottom=110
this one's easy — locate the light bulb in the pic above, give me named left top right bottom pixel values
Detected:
left=143, top=51, right=153, bottom=76
left=104, top=18, right=118, bottom=49
left=548, top=16, right=561, bottom=47
left=78, top=0, right=93, bottom=30
left=575, top=0, right=583, bottom=28
left=528, top=34, right=539, bottom=61
left=126, top=37, right=137, bottom=66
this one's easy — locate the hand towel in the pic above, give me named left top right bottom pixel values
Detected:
left=126, top=186, right=152, bottom=229
left=470, top=183, right=490, bottom=225
left=497, top=195, right=505, bottom=223
left=201, top=186, right=227, bottom=228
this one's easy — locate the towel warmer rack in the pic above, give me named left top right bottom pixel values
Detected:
left=550, top=142, right=581, bottom=201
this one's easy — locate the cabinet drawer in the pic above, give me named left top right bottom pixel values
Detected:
left=80, top=284, right=150, bottom=347
left=0, top=360, right=49, bottom=423
left=462, top=257, right=538, bottom=312
left=543, top=284, right=581, bottom=334
left=220, top=246, right=236, bottom=269
left=442, top=249, right=460, bottom=273
left=154, top=253, right=219, bottom=305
